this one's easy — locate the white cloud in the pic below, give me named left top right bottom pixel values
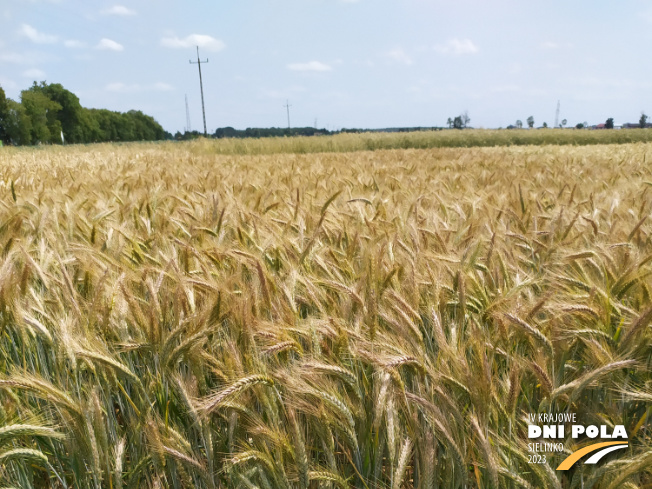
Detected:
left=101, top=5, right=136, bottom=16
left=22, top=68, right=46, bottom=79
left=287, top=61, right=332, bottom=72
left=105, top=82, right=174, bottom=93
left=0, top=52, right=50, bottom=65
left=19, top=24, right=58, bottom=44
left=160, top=34, right=225, bottom=52
left=385, top=48, right=413, bottom=65
left=540, top=41, right=560, bottom=49
left=153, top=82, right=173, bottom=91
left=261, top=85, right=306, bottom=99
left=96, top=38, right=124, bottom=51
left=0, top=53, right=27, bottom=64
left=105, top=82, right=128, bottom=92
left=434, top=38, right=478, bottom=55
left=64, top=40, right=85, bottom=48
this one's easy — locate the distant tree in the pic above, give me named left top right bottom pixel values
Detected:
left=21, top=89, right=62, bottom=144
left=118, top=112, right=136, bottom=141
left=214, top=126, right=238, bottom=138
left=27, top=82, right=85, bottom=143
left=561, top=119, right=567, bottom=128
left=0, top=81, right=165, bottom=146
left=3, top=99, right=32, bottom=145
left=126, top=110, right=165, bottom=141
left=0, top=86, right=9, bottom=144
left=453, top=116, right=463, bottom=129
left=576, top=123, right=584, bottom=129
left=461, top=111, right=470, bottom=128
left=516, top=120, right=523, bottom=129
left=542, top=122, right=548, bottom=128
left=446, top=117, right=453, bottom=129
left=527, top=116, right=534, bottom=128
left=79, top=108, right=102, bottom=142
left=605, top=117, right=614, bottom=129
left=640, top=112, right=648, bottom=128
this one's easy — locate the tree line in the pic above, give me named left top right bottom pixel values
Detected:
left=0, top=82, right=167, bottom=146
left=212, top=126, right=331, bottom=139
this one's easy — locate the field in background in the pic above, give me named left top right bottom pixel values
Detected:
left=6, top=128, right=652, bottom=156
left=0, top=140, right=650, bottom=488
left=194, top=128, right=652, bottom=154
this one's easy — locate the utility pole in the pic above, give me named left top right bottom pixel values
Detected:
left=185, top=94, right=192, bottom=133
left=554, top=100, right=560, bottom=128
left=284, top=99, right=292, bottom=129
left=189, top=46, right=208, bottom=136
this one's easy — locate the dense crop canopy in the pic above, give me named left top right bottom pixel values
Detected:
left=0, top=139, right=649, bottom=488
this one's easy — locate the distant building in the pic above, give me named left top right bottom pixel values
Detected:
left=622, top=122, right=652, bottom=129
left=589, top=123, right=622, bottom=130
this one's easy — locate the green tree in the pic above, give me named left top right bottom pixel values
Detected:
left=461, top=111, right=470, bottom=128
left=118, top=112, right=136, bottom=141
left=527, top=116, right=534, bottom=128
left=89, top=109, right=119, bottom=141
left=640, top=112, right=648, bottom=128
left=453, top=116, right=463, bottom=129
left=29, top=82, right=85, bottom=143
left=1, top=82, right=166, bottom=145
left=605, top=117, right=614, bottom=129
left=0, top=86, right=9, bottom=144
left=214, top=126, right=238, bottom=138
left=3, top=99, right=32, bottom=145
left=21, top=89, right=62, bottom=144
left=516, top=120, right=523, bottom=129
left=127, top=110, right=165, bottom=141
left=79, top=108, right=102, bottom=142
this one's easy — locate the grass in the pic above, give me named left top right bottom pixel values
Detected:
left=0, top=139, right=650, bottom=488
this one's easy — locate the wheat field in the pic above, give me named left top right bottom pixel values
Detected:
left=0, top=140, right=650, bottom=488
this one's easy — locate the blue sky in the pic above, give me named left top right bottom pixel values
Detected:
left=2, top=1, right=652, bottom=133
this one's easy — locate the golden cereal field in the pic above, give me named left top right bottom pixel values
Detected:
left=0, top=139, right=650, bottom=488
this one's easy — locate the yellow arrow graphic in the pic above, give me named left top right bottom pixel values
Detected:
left=557, top=441, right=628, bottom=470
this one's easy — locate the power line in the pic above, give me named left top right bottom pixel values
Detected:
left=284, top=99, right=292, bottom=129
left=189, top=46, right=209, bottom=136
